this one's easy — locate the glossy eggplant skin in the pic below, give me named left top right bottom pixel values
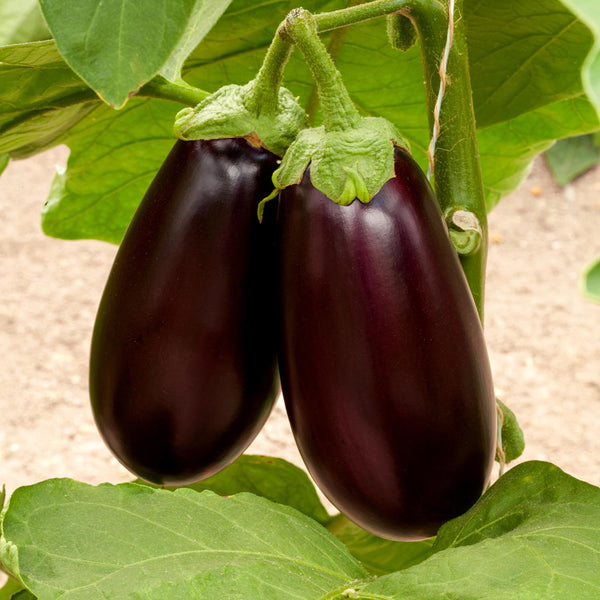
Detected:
left=90, top=138, right=279, bottom=485
left=277, top=147, right=496, bottom=541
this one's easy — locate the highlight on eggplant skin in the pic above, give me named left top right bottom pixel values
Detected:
left=277, top=147, right=497, bottom=541
left=89, top=138, right=280, bottom=486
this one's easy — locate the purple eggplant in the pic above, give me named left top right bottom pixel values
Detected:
left=90, top=138, right=279, bottom=485
left=277, top=147, right=496, bottom=540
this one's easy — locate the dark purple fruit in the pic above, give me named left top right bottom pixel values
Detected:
left=90, top=138, right=279, bottom=485
left=277, top=147, right=496, bottom=540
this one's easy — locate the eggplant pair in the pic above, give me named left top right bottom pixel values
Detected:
left=90, top=138, right=495, bottom=540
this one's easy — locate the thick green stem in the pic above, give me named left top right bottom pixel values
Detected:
left=245, top=26, right=293, bottom=115
left=285, top=9, right=361, bottom=131
left=409, top=0, right=488, bottom=320
left=139, top=75, right=209, bottom=106
left=314, top=0, right=412, bottom=31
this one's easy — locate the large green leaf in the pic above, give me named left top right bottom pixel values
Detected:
left=480, top=94, right=600, bottom=210
left=560, top=0, right=600, bottom=113
left=0, top=479, right=366, bottom=600
left=39, top=0, right=231, bottom=108
left=158, top=1, right=233, bottom=82
left=0, top=41, right=99, bottom=160
left=465, top=0, right=594, bottom=127
left=359, top=461, right=600, bottom=599
left=41, top=98, right=178, bottom=243
left=0, top=0, right=50, bottom=47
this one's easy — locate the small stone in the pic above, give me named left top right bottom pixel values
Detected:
left=530, top=186, right=543, bottom=196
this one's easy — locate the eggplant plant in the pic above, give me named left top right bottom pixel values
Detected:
left=1, top=0, right=600, bottom=598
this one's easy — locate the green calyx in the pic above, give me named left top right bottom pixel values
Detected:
left=270, top=8, right=408, bottom=205
left=272, top=116, right=408, bottom=205
left=173, top=82, right=307, bottom=157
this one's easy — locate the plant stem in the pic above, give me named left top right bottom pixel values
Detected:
left=408, top=0, right=488, bottom=319
left=139, top=75, right=209, bottom=106
left=285, top=9, right=361, bottom=131
left=314, top=0, right=413, bottom=32
left=244, top=25, right=294, bottom=116
left=305, top=0, right=367, bottom=125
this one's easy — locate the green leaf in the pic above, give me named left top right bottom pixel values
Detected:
left=11, top=592, right=36, bottom=600
left=0, top=578, right=28, bottom=600
left=559, top=0, right=600, bottom=114
left=149, top=455, right=331, bottom=526
left=0, top=41, right=99, bottom=160
left=41, top=98, right=178, bottom=244
left=496, top=399, right=525, bottom=463
left=39, top=0, right=230, bottom=108
left=465, top=0, right=594, bottom=128
left=0, top=154, right=7, bottom=177
left=327, top=515, right=434, bottom=575
left=545, top=134, right=600, bottom=184
left=359, top=462, right=600, bottom=599
left=0, top=479, right=367, bottom=600
left=583, top=255, right=600, bottom=303
left=159, top=1, right=233, bottom=82
left=0, top=0, right=50, bottom=47
left=480, top=94, right=600, bottom=210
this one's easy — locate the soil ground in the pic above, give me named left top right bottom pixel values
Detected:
left=1, top=146, right=600, bottom=501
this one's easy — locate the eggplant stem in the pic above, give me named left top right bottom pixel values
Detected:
left=244, top=26, right=293, bottom=116
left=285, top=9, right=361, bottom=132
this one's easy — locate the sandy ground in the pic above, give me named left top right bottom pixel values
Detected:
left=1, top=145, right=600, bottom=501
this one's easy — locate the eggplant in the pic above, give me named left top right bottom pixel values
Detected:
left=90, top=137, right=279, bottom=485
left=277, top=147, right=496, bottom=540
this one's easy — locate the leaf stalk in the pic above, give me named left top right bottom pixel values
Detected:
left=139, top=75, right=209, bottom=106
